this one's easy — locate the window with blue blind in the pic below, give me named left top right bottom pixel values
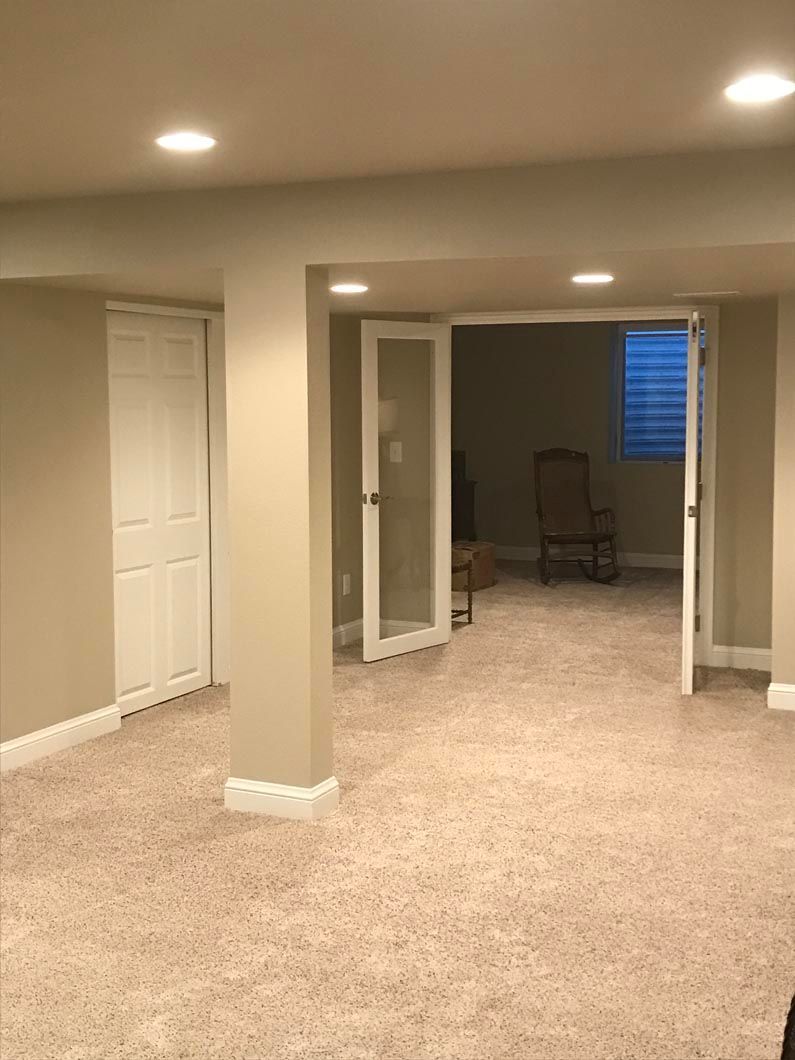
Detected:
left=618, top=326, right=702, bottom=461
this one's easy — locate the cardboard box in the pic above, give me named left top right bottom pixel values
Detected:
left=452, top=541, right=496, bottom=591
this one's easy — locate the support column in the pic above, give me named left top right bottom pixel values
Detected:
left=769, top=292, right=795, bottom=712
left=223, top=264, right=337, bottom=815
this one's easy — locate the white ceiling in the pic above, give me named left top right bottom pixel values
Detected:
left=18, top=243, right=795, bottom=313
left=2, top=0, right=794, bottom=201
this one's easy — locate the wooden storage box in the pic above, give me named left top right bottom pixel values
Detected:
left=452, top=541, right=496, bottom=591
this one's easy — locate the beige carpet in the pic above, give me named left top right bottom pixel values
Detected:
left=1, top=566, right=793, bottom=1060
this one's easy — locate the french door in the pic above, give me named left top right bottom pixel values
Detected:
left=107, top=311, right=212, bottom=715
left=361, top=320, right=452, bottom=662
left=682, top=308, right=704, bottom=695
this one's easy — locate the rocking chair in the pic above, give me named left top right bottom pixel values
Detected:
left=533, top=448, right=620, bottom=585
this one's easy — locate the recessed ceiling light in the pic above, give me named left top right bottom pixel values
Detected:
left=724, top=74, right=795, bottom=103
left=155, top=131, right=217, bottom=152
left=571, top=273, right=614, bottom=285
left=330, top=283, right=368, bottom=294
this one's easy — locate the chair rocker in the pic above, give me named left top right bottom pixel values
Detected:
left=533, top=448, right=621, bottom=585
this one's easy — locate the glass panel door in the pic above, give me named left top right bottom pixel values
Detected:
left=361, top=321, right=451, bottom=662
left=681, top=309, right=702, bottom=694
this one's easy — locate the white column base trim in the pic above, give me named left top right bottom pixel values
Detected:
left=710, top=644, right=772, bottom=671
left=0, top=704, right=121, bottom=773
left=767, top=683, right=795, bottom=711
left=494, top=544, right=683, bottom=569
left=224, top=775, right=340, bottom=819
left=332, top=619, right=363, bottom=649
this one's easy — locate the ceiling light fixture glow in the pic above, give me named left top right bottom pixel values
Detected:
left=724, top=74, right=795, bottom=103
left=571, top=273, right=614, bottom=285
left=155, top=131, right=217, bottom=152
left=330, top=283, right=368, bottom=294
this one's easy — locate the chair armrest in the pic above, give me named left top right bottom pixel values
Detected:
left=592, top=507, right=616, bottom=533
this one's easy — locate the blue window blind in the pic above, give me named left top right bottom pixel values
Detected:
left=621, top=328, right=702, bottom=461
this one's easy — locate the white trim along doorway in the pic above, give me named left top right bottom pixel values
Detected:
left=431, top=304, right=720, bottom=696
left=106, top=301, right=229, bottom=718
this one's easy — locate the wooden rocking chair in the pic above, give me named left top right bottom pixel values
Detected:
left=533, top=448, right=620, bottom=585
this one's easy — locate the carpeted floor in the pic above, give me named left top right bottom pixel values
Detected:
left=1, top=565, right=793, bottom=1060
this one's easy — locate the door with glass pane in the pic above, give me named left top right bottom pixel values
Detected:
left=681, top=308, right=703, bottom=695
left=361, top=320, right=451, bottom=662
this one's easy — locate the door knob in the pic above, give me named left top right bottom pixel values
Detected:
left=369, top=492, right=392, bottom=505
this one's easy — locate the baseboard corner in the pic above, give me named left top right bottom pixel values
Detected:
left=332, top=618, right=363, bottom=649
left=224, top=774, right=340, bottom=819
left=767, top=682, right=795, bottom=712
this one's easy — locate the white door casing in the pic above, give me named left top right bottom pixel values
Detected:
left=361, top=320, right=452, bottom=662
left=107, top=311, right=212, bottom=715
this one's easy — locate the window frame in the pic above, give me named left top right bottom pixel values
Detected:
left=611, top=319, right=691, bottom=465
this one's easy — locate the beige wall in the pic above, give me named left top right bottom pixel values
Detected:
left=3, top=149, right=794, bottom=282
left=330, top=315, right=364, bottom=628
left=451, top=322, right=685, bottom=556
left=771, top=293, right=795, bottom=685
left=713, top=299, right=778, bottom=649
left=0, top=285, right=115, bottom=742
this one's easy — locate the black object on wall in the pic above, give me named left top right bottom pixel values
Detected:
left=452, top=450, right=477, bottom=540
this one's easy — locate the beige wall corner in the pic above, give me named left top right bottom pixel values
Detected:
left=713, top=299, right=778, bottom=650
left=770, top=293, right=795, bottom=694
left=225, top=265, right=334, bottom=801
left=0, top=284, right=116, bottom=743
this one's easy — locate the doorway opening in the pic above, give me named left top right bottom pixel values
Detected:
left=442, top=306, right=715, bottom=695
left=327, top=261, right=718, bottom=697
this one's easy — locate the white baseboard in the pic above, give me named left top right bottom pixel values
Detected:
left=494, top=544, right=541, bottom=562
left=767, top=683, right=795, bottom=711
left=494, top=544, right=683, bottom=569
left=333, top=618, right=363, bottom=648
left=710, top=644, right=772, bottom=672
left=0, top=704, right=121, bottom=773
left=224, top=775, right=340, bottom=819
left=621, top=551, right=683, bottom=570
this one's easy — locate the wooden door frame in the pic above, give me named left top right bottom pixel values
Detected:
left=431, top=304, right=720, bottom=690
left=105, top=301, right=230, bottom=686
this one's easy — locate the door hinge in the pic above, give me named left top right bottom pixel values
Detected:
left=691, top=320, right=698, bottom=339
left=688, top=504, right=698, bottom=517
left=699, top=346, right=706, bottom=367
left=695, top=614, right=701, bottom=632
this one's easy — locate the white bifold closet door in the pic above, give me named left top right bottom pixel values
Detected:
left=107, top=311, right=212, bottom=716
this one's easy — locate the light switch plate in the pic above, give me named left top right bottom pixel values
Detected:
left=389, top=440, right=403, bottom=463
left=342, top=573, right=351, bottom=596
